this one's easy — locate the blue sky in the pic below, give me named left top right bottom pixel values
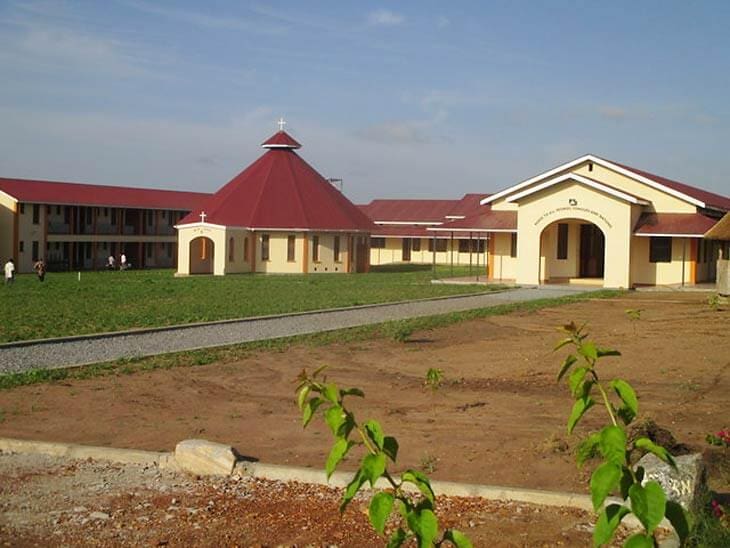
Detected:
left=1, top=1, right=728, bottom=202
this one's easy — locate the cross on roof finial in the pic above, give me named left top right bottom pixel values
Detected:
left=277, top=117, right=286, bottom=131
left=199, top=211, right=207, bottom=223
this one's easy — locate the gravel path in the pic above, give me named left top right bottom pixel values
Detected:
left=0, top=286, right=591, bottom=373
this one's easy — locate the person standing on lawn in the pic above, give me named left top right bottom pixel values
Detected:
left=33, top=258, right=47, bottom=282
left=107, top=254, right=115, bottom=270
left=120, top=252, right=127, bottom=270
left=4, top=258, right=15, bottom=285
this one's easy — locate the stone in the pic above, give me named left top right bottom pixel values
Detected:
left=636, top=452, right=707, bottom=511
left=89, top=511, right=110, bottom=520
left=174, top=439, right=238, bottom=477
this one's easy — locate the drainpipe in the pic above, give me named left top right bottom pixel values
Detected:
left=681, top=238, right=686, bottom=287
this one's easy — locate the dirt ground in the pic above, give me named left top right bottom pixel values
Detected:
left=0, top=291, right=728, bottom=545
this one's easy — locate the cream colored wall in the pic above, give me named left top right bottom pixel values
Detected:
left=176, top=224, right=227, bottom=276
left=491, top=159, right=696, bottom=214
left=515, top=181, right=633, bottom=288
left=630, top=236, right=696, bottom=286
left=0, top=193, right=15, bottom=270
left=540, top=221, right=581, bottom=280
left=490, top=233, right=518, bottom=280
left=307, top=233, right=349, bottom=274
left=17, top=203, right=46, bottom=272
left=369, top=237, right=488, bottom=266
left=223, top=228, right=252, bottom=274
left=255, top=232, right=304, bottom=274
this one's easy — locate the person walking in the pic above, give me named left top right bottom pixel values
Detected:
left=107, top=254, right=116, bottom=270
left=120, top=252, right=127, bottom=270
left=33, top=258, right=47, bottom=282
left=4, top=258, right=15, bottom=285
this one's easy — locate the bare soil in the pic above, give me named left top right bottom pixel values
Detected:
left=0, top=291, right=728, bottom=545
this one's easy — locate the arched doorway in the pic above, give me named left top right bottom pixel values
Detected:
left=539, top=220, right=605, bottom=283
left=189, top=237, right=214, bottom=274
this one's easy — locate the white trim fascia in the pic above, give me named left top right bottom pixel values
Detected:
left=262, top=144, right=298, bottom=149
left=374, top=220, right=443, bottom=226
left=634, top=233, right=706, bottom=238
left=480, top=154, right=706, bottom=208
left=0, top=190, right=18, bottom=203
left=505, top=173, right=650, bottom=205
left=427, top=227, right=516, bottom=233
left=174, top=221, right=227, bottom=230
left=248, top=227, right=371, bottom=233
left=444, top=215, right=466, bottom=219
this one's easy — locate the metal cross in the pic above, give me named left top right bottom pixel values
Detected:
left=277, top=117, right=286, bottom=131
left=199, top=211, right=207, bottom=223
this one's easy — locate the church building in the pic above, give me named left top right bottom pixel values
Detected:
left=175, top=126, right=374, bottom=276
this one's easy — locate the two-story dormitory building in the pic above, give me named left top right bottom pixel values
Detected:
left=0, top=177, right=210, bottom=273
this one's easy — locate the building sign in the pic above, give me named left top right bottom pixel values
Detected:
left=533, top=206, right=613, bottom=229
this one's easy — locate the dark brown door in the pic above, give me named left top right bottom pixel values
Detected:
left=402, top=238, right=411, bottom=261
left=579, top=224, right=605, bottom=278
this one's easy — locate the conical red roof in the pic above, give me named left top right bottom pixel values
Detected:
left=179, top=132, right=374, bottom=232
left=261, top=130, right=301, bottom=149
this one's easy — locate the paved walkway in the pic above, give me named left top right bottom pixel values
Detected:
left=0, top=286, right=592, bottom=374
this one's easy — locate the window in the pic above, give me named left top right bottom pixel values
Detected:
left=85, top=243, right=91, bottom=259
left=287, top=235, right=296, bottom=262
left=111, top=209, right=117, bottom=224
left=46, top=205, right=51, bottom=215
left=412, top=238, right=421, bottom=252
left=146, top=244, right=153, bottom=259
left=428, top=239, right=448, bottom=252
left=312, top=235, right=320, bottom=262
left=458, top=239, right=470, bottom=253
left=243, top=237, right=249, bottom=262
left=650, top=237, right=672, bottom=263
left=471, top=239, right=486, bottom=253
left=56, top=206, right=61, bottom=215
left=166, top=243, right=172, bottom=258
left=334, top=236, right=340, bottom=262
left=86, top=207, right=92, bottom=225
left=261, top=234, right=270, bottom=261
left=510, top=233, right=518, bottom=258
left=32, top=204, right=39, bottom=224
left=557, top=223, right=569, bottom=260
left=32, top=241, right=38, bottom=259
left=104, top=208, right=109, bottom=216
left=19, top=241, right=24, bottom=253
left=229, top=237, right=235, bottom=262
left=371, top=237, right=385, bottom=249
left=19, top=204, right=25, bottom=214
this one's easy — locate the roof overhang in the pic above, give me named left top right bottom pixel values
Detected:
left=427, top=227, right=516, bottom=233
left=374, top=220, right=443, bottom=226
left=634, top=233, right=706, bottom=238
left=481, top=154, right=706, bottom=208
left=174, top=221, right=227, bottom=230
left=504, top=173, right=650, bottom=205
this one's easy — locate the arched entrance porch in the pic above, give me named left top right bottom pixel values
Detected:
left=539, top=219, right=606, bottom=284
left=189, top=237, right=215, bottom=274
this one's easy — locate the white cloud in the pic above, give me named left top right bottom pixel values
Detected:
left=437, top=16, right=450, bottom=29
left=368, top=9, right=404, bottom=26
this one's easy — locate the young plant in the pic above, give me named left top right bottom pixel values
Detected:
left=555, top=322, right=689, bottom=547
left=296, top=366, right=472, bottom=548
left=424, top=368, right=444, bottom=392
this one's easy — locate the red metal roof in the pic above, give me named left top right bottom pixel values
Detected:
left=178, top=142, right=374, bottom=232
left=359, top=199, right=459, bottom=223
left=633, top=212, right=720, bottom=236
left=429, top=207, right=518, bottom=232
left=261, top=130, right=302, bottom=149
left=446, top=193, right=490, bottom=217
left=0, top=177, right=210, bottom=210
left=608, top=159, right=730, bottom=211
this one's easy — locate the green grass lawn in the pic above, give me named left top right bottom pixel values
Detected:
left=0, top=265, right=501, bottom=343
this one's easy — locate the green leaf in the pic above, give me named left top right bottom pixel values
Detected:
left=619, top=467, right=634, bottom=499
left=554, top=336, right=574, bottom=352
left=579, top=341, right=598, bottom=361
left=590, top=462, right=622, bottom=511
left=593, top=504, right=630, bottom=546
left=567, top=396, right=595, bottom=434
left=623, top=533, right=653, bottom=548
left=664, top=500, right=689, bottom=543
left=635, top=466, right=644, bottom=484
left=616, top=406, right=636, bottom=426
left=568, top=366, right=590, bottom=397
left=340, top=387, right=365, bottom=398
left=324, top=405, right=346, bottom=436
left=302, top=397, right=323, bottom=428
left=340, top=470, right=365, bottom=513
left=322, top=382, right=339, bottom=403
left=387, top=527, right=408, bottom=548
left=365, top=419, right=385, bottom=450
left=443, top=529, right=473, bottom=548
left=383, top=436, right=399, bottom=462
left=611, top=379, right=638, bottom=416
left=361, top=453, right=386, bottom=487
left=628, top=481, right=666, bottom=534
left=557, top=354, right=577, bottom=381
left=325, top=438, right=353, bottom=479
left=369, top=491, right=394, bottom=535
left=576, top=432, right=601, bottom=467
left=599, top=425, right=627, bottom=466
left=634, top=438, right=676, bottom=468
left=401, top=469, right=435, bottom=504
left=406, top=508, right=439, bottom=548
left=296, top=385, right=310, bottom=411
left=597, top=348, right=621, bottom=358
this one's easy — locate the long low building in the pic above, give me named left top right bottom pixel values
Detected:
left=0, top=178, right=210, bottom=273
